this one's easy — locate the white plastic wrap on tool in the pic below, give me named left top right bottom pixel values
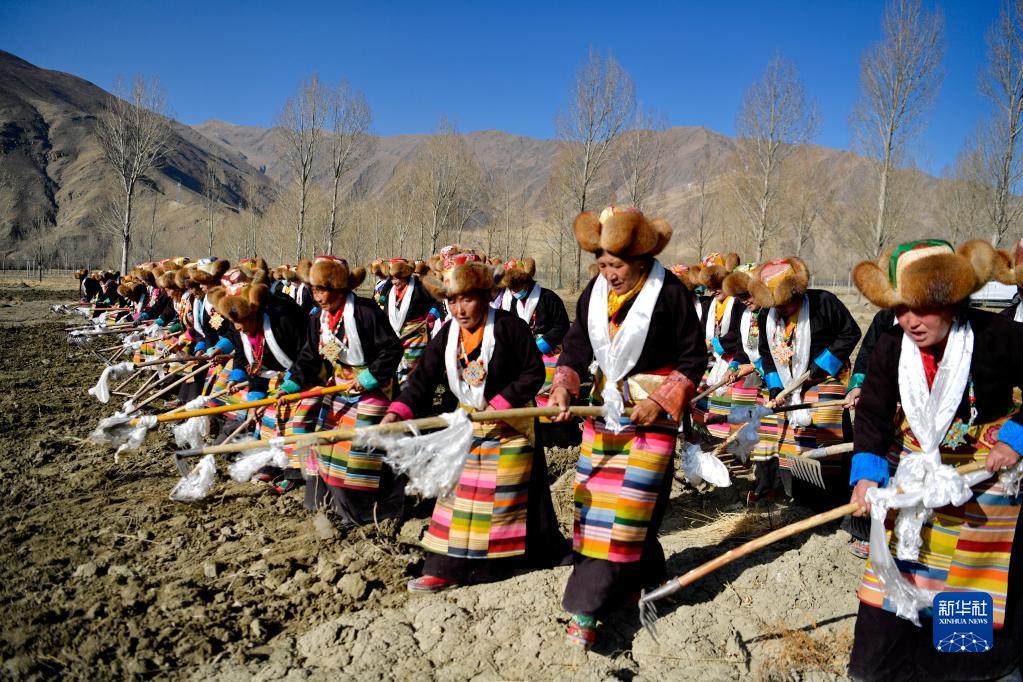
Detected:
left=865, top=454, right=998, bottom=626
left=726, top=405, right=772, bottom=425
left=727, top=422, right=761, bottom=462
left=173, top=417, right=209, bottom=450
left=357, top=409, right=473, bottom=498
left=170, top=454, right=217, bottom=502
left=88, top=361, right=134, bottom=404
left=679, top=442, right=731, bottom=488
left=228, top=438, right=289, bottom=482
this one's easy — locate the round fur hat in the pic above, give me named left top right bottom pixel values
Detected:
left=74, top=268, right=89, bottom=280
left=207, top=268, right=270, bottom=324
left=157, top=268, right=182, bottom=290
left=297, top=256, right=366, bottom=291
left=698, top=252, right=741, bottom=290
left=669, top=263, right=701, bottom=291
left=388, top=258, right=415, bottom=280
left=573, top=205, right=672, bottom=258
left=853, top=239, right=999, bottom=309
left=421, top=250, right=500, bottom=300
left=118, top=281, right=147, bottom=301
left=499, top=257, right=536, bottom=289
left=722, top=271, right=752, bottom=299
left=994, top=238, right=1023, bottom=288
left=748, top=257, right=811, bottom=308
left=191, top=258, right=231, bottom=286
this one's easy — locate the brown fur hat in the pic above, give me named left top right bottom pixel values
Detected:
left=499, top=257, right=536, bottom=289
left=573, top=205, right=672, bottom=258
left=369, top=258, right=387, bottom=279
left=698, top=252, right=741, bottom=290
left=297, top=256, right=366, bottom=291
left=388, top=258, right=414, bottom=280
left=157, top=268, right=182, bottom=290
left=190, top=259, right=231, bottom=286
left=138, top=267, right=159, bottom=287
left=668, top=264, right=702, bottom=291
left=175, top=264, right=198, bottom=290
left=994, top=238, right=1023, bottom=288
left=74, top=268, right=89, bottom=280
left=722, top=271, right=754, bottom=299
left=413, top=260, right=430, bottom=277
left=235, top=257, right=268, bottom=284
left=421, top=250, right=500, bottom=300
left=853, top=239, right=999, bottom=309
left=207, top=281, right=269, bottom=324
left=748, top=257, right=811, bottom=308
left=118, top=281, right=147, bottom=301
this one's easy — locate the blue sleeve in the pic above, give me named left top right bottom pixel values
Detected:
left=138, top=313, right=149, bottom=321
left=247, top=391, right=266, bottom=401
left=214, top=337, right=234, bottom=354
left=228, top=368, right=247, bottom=383
left=711, top=337, right=725, bottom=356
left=814, top=349, right=843, bottom=377
left=194, top=341, right=207, bottom=353
left=754, top=359, right=763, bottom=376
left=998, top=420, right=1023, bottom=455
left=849, top=452, right=890, bottom=487
left=357, top=368, right=380, bottom=391
left=277, top=379, right=301, bottom=395
left=765, top=372, right=783, bottom=390
left=848, top=372, right=865, bottom=390
left=536, top=336, right=553, bottom=355
left=728, top=359, right=740, bottom=372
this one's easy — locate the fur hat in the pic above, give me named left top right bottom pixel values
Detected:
left=297, top=256, right=366, bottom=291
left=190, top=258, right=231, bottom=286
left=414, top=260, right=430, bottom=277
left=698, top=253, right=740, bottom=290
left=499, top=257, right=536, bottom=289
left=995, top=238, right=1023, bottom=288
left=422, top=250, right=500, bottom=300
left=388, top=258, right=414, bottom=280
left=157, top=269, right=182, bottom=290
left=118, top=281, right=147, bottom=301
left=669, top=264, right=701, bottom=292
left=207, top=281, right=269, bottom=324
left=74, top=268, right=89, bottom=280
left=573, top=205, right=672, bottom=258
left=722, top=271, right=753, bottom=299
left=175, top=264, right=198, bottom=290
left=748, top=257, right=810, bottom=308
left=853, top=239, right=999, bottom=309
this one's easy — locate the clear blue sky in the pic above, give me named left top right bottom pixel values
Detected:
left=0, top=0, right=999, bottom=175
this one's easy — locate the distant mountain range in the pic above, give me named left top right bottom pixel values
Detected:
left=1, top=49, right=946, bottom=272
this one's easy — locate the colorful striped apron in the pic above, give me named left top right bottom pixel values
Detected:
left=858, top=415, right=1021, bottom=628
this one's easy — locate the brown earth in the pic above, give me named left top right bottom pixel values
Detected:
left=1, top=286, right=864, bottom=680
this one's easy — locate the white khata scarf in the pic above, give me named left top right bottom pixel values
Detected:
left=705, top=296, right=735, bottom=395
left=766, top=295, right=811, bottom=427
left=587, top=260, right=665, bottom=433
left=240, top=313, right=295, bottom=378
left=444, top=308, right=496, bottom=410
left=863, top=321, right=984, bottom=625
left=1015, top=301, right=1023, bottom=323
left=387, top=279, right=416, bottom=333
left=512, top=284, right=541, bottom=325
left=739, top=308, right=761, bottom=364
left=319, top=293, right=365, bottom=367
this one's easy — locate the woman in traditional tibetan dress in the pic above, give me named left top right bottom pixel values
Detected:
left=669, top=264, right=704, bottom=322
left=206, top=266, right=309, bottom=438
left=748, top=257, right=861, bottom=501
left=719, top=269, right=768, bottom=423
left=497, top=257, right=575, bottom=446
left=291, top=256, right=405, bottom=521
left=369, top=258, right=391, bottom=309
left=380, top=252, right=567, bottom=591
left=272, top=264, right=315, bottom=315
left=691, top=253, right=745, bottom=440
left=382, top=257, right=442, bottom=387
left=548, top=206, right=706, bottom=649
left=75, top=269, right=102, bottom=305
left=847, top=239, right=1023, bottom=681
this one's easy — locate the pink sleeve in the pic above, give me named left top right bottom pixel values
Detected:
left=488, top=394, right=512, bottom=411
left=387, top=401, right=414, bottom=421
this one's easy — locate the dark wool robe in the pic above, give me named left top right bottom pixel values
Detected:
left=384, top=278, right=441, bottom=326
left=229, top=293, right=310, bottom=396
left=391, top=309, right=569, bottom=583
left=756, top=289, right=862, bottom=394
left=557, top=267, right=706, bottom=618
left=141, top=290, right=172, bottom=322
left=1000, top=297, right=1022, bottom=320
left=558, top=271, right=707, bottom=387
left=508, top=282, right=571, bottom=349
left=851, top=308, right=897, bottom=383
left=700, top=295, right=748, bottom=358
left=80, top=276, right=101, bottom=302
left=291, top=295, right=403, bottom=390
left=848, top=308, right=1023, bottom=682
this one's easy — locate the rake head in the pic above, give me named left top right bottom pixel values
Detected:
left=639, top=589, right=660, bottom=641
left=784, top=456, right=825, bottom=488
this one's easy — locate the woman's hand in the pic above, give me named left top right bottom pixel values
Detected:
left=844, top=387, right=862, bottom=409
left=548, top=387, right=573, bottom=423
left=630, top=398, right=663, bottom=427
left=380, top=412, right=402, bottom=425
left=987, top=441, right=1021, bottom=473
left=850, top=480, right=879, bottom=517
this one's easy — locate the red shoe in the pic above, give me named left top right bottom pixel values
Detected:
left=407, top=575, right=457, bottom=593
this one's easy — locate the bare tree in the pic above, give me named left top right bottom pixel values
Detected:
left=203, top=159, right=219, bottom=257
left=95, top=75, right=173, bottom=273
left=978, top=0, right=1023, bottom=245
left=937, top=142, right=989, bottom=244
left=618, top=109, right=666, bottom=210
left=731, top=53, right=819, bottom=261
left=688, top=135, right=718, bottom=259
left=555, top=48, right=636, bottom=289
left=781, top=150, right=836, bottom=259
left=853, top=0, right=945, bottom=258
left=276, top=75, right=327, bottom=260
left=325, top=81, right=373, bottom=253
